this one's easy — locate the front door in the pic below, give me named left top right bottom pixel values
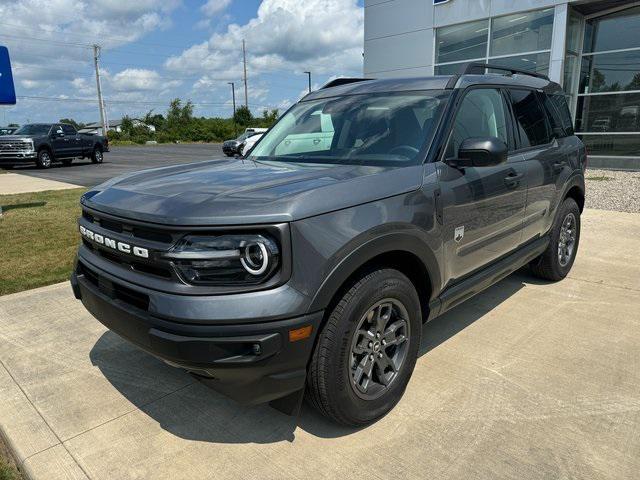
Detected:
left=51, top=124, right=71, bottom=157
left=438, top=87, right=527, bottom=285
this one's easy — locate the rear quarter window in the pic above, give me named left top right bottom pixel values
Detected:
left=508, top=89, right=552, bottom=148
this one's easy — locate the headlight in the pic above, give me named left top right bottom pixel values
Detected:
left=164, top=234, right=280, bottom=286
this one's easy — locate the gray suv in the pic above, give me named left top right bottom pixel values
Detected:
left=71, top=64, right=586, bottom=426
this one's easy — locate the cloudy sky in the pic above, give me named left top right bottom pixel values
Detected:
left=0, top=0, right=365, bottom=125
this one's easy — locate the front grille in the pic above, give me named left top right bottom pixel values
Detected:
left=78, top=262, right=150, bottom=311
left=81, top=208, right=178, bottom=281
left=0, top=139, right=34, bottom=156
left=83, top=210, right=177, bottom=246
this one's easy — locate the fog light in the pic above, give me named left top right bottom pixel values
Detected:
left=252, top=343, right=262, bottom=355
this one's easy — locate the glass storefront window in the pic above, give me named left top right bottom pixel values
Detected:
left=564, top=54, right=579, bottom=95
left=579, top=50, right=640, bottom=94
left=578, top=134, right=640, bottom=156
left=566, top=11, right=582, bottom=54
left=434, top=62, right=470, bottom=75
left=576, top=93, right=640, bottom=132
left=583, top=6, right=640, bottom=53
left=490, top=8, right=554, bottom=57
left=488, top=52, right=550, bottom=75
left=435, top=19, right=489, bottom=64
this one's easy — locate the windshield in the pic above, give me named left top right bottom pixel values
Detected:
left=248, top=90, right=450, bottom=166
left=14, top=124, right=51, bottom=135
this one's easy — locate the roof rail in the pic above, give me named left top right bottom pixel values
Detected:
left=463, top=62, right=550, bottom=81
left=320, top=77, right=372, bottom=89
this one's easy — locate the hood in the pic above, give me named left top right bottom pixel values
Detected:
left=83, top=158, right=424, bottom=226
left=0, top=134, right=40, bottom=140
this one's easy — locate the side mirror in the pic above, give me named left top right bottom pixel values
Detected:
left=446, top=137, right=507, bottom=168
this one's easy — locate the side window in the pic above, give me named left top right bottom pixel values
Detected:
left=446, top=88, right=508, bottom=158
left=53, top=125, right=64, bottom=136
left=549, top=93, right=574, bottom=135
left=508, top=89, right=552, bottom=148
left=61, top=124, right=77, bottom=136
left=538, top=92, right=566, bottom=137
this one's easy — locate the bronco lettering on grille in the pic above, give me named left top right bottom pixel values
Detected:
left=80, top=225, right=149, bottom=258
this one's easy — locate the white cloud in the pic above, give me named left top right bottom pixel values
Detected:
left=166, top=0, right=364, bottom=77
left=201, top=0, right=232, bottom=17
left=111, top=69, right=161, bottom=92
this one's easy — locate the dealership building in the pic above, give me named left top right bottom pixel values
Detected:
left=363, top=0, right=640, bottom=169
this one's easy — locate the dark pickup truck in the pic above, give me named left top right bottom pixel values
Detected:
left=0, top=123, right=108, bottom=168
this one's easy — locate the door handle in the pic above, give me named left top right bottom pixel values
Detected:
left=504, top=172, right=523, bottom=189
left=553, top=161, right=567, bottom=173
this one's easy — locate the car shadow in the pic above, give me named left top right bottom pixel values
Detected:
left=89, top=270, right=531, bottom=444
left=12, top=160, right=98, bottom=171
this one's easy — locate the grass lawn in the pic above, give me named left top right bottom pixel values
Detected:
left=0, top=437, right=22, bottom=480
left=0, top=188, right=85, bottom=296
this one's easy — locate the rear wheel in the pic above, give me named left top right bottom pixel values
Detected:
left=91, top=147, right=103, bottom=164
left=306, top=269, right=422, bottom=426
left=36, top=150, right=52, bottom=169
left=530, top=197, right=581, bottom=281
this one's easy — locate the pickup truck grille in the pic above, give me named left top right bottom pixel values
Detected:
left=0, top=139, right=34, bottom=156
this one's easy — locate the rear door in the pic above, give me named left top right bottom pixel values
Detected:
left=507, top=89, right=571, bottom=242
left=437, top=87, right=527, bottom=285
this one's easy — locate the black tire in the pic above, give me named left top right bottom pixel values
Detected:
left=530, top=197, right=581, bottom=281
left=91, top=147, right=103, bottom=164
left=61, top=158, right=73, bottom=166
left=306, top=269, right=422, bottom=426
left=36, top=149, right=53, bottom=169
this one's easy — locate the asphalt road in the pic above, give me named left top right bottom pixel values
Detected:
left=9, top=143, right=225, bottom=188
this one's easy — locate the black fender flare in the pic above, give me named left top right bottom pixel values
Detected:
left=308, top=231, right=441, bottom=313
left=559, top=172, right=585, bottom=211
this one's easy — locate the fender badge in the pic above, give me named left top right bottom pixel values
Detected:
left=454, top=226, right=464, bottom=243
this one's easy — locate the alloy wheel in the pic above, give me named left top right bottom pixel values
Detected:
left=558, top=212, right=577, bottom=267
left=40, top=152, right=51, bottom=167
left=349, top=298, right=410, bottom=400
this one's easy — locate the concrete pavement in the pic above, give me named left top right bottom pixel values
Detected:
left=0, top=173, right=80, bottom=195
left=0, top=208, right=639, bottom=480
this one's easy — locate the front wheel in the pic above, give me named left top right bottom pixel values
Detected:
left=306, top=269, right=422, bottom=426
left=36, top=150, right=53, bottom=169
left=91, top=147, right=103, bottom=164
left=530, top=197, right=581, bottom=281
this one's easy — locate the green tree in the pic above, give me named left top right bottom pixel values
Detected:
left=120, top=116, right=134, bottom=135
left=234, top=105, right=253, bottom=126
left=59, top=118, right=84, bottom=129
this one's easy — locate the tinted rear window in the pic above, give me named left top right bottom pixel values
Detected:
left=508, top=89, right=551, bottom=148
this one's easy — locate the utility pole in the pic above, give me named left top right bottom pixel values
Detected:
left=304, top=71, right=312, bottom=93
left=242, top=39, right=248, bottom=108
left=228, top=81, right=237, bottom=137
left=93, top=44, right=107, bottom=136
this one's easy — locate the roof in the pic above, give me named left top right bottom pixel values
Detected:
left=303, top=72, right=560, bottom=101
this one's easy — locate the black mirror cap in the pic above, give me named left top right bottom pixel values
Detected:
left=447, top=136, right=508, bottom=168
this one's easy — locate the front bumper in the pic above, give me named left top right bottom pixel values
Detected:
left=0, top=152, right=37, bottom=163
left=71, top=260, right=322, bottom=406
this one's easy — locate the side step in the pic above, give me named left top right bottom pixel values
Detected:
left=434, top=236, right=549, bottom=319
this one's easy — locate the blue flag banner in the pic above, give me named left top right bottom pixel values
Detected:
left=0, top=46, right=16, bottom=105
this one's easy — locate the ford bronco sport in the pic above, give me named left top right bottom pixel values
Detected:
left=71, top=64, right=586, bottom=426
